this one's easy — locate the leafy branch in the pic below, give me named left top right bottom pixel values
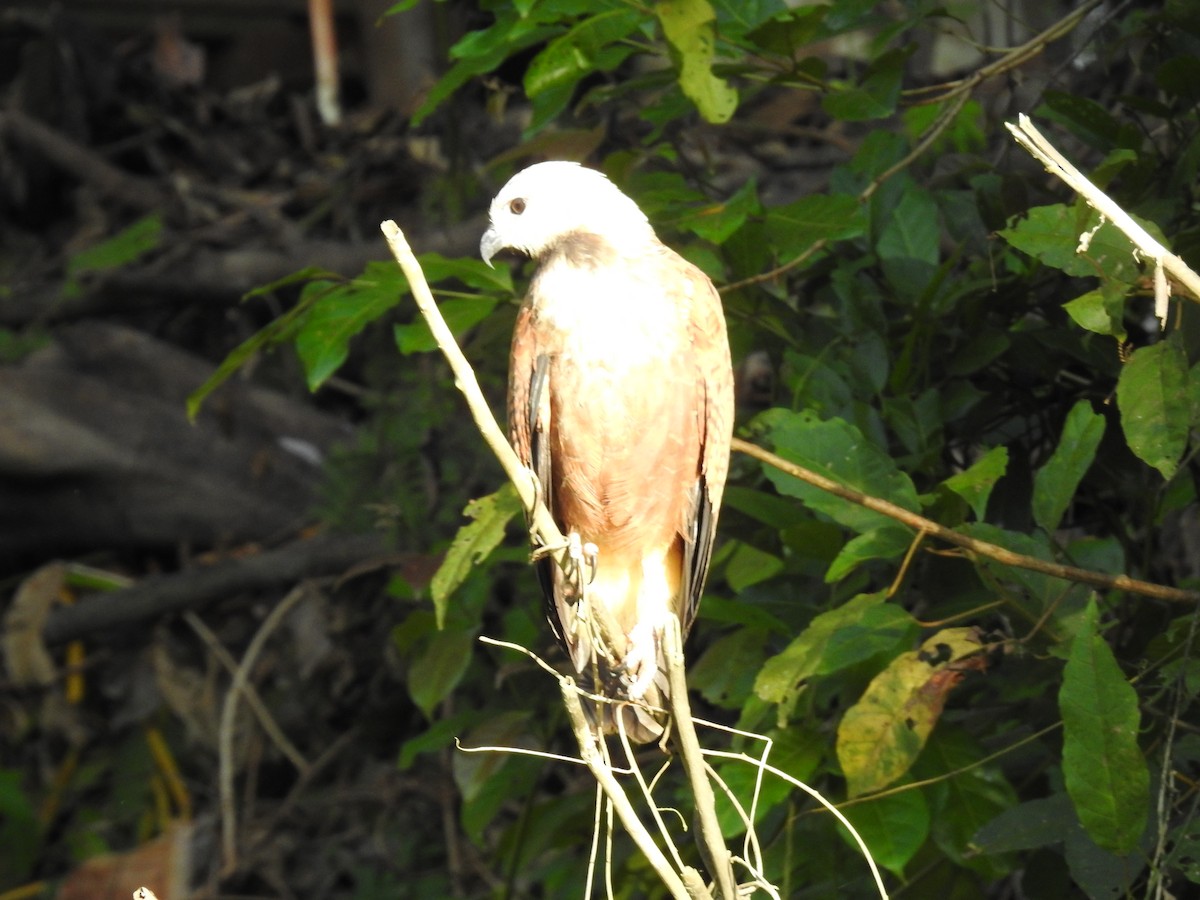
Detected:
left=732, top=436, right=1200, bottom=605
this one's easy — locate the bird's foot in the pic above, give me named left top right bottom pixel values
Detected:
left=621, top=620, right=661, bottom=701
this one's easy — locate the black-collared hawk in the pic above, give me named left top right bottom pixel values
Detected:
left=481, top=161, right=734, bottom=742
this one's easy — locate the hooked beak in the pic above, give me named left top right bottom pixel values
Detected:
left=480, top=226, right=504, bottom=268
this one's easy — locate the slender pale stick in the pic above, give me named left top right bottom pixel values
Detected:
left=1007, top=114, right=1200, bottom=323
left=665, top=616, right=737, bottom=899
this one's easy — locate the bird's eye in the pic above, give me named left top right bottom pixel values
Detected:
left=509, top=198, right=526, bottom=215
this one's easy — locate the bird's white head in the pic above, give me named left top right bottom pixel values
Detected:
left=480, top=161, right=656, bottom=266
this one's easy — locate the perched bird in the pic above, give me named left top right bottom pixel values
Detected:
left=481, top=162, right=734, bottom=742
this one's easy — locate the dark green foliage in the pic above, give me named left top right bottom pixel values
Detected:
left=193, top=0, right=1200, bottom=895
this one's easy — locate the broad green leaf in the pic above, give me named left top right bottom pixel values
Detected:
left=407, top=626, right=477, bottom=718
left=63, top=214, right=162, bottom=298
left=837, top=790, right=929, bottom=878
left=296, top=265, right=406, bottom=389
left=918, top=728, right=1018, bottom=878
left=720, top=485, right=811, bottom=528
left=824, top=525, right=913, bottom=583
left=755, top=591, right=918, bottom=723
left=765, top=193, right=864, bottom=259
left=821, top=47, right=908, bottom=121
left=972, top=794, right=1077, bottom=854
left=876, top=185, right=940, bottom=265
left=696, top=595, right=789, bottom=633
left=998, top=204, right=1164, bottom=285
left=837, top=627, right=983, bottom=796
left=940, top=445, right=1008, bottom=521
left=684, top=178, right=761, bottom=245
left=1117, top=336, right=1189, bottom=479
left=430, top=484, right=522, bottom=628
left=1060, top=597, right=1149, bottom=854
left=759, top=408, right=921, bottom=534
left=418, top=253, right=515, bottom=294
left=724, top=541, right=785, bottom=592
left=1064, top=822, right=1147, bottom=899
left=657, top=0, right=739, bottom=123
left=1032, top=400, right=1106, bottom=533
left=524, top=8, right=641, bottom=99
left=690, top=626, right=766, bottom=708
left=394, top=298, right=498, bottom=355
left=1064, top=286, right=1127, bottom=339
left=411, top=12, right=561, bottom=124
left=710, top=0, right=789, bottom=36
left=1042, top=90, right=1131, bottom=150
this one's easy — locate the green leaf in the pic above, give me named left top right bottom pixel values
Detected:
left=295, top=265, right=406, bottom=389
left=63, top=214, right=163, bottom=298
left=684, top=178, right=761, bottom=245
left=824, top=525, right=913, bottom=583
left=764, top=193, right=864, bottom=260
left=876, top=184, right=940, bottom=265
left=411, top=12, right=561, bottom=125
left=837, top=790, right=930, bottom=878
left=430, top=484, right=522, bottom=628
left=1117, top=336, right=1189, bottom=479
left=397, top=710, right=482, bottom=770
left=724, top=541, right=784, bottom=591
left=1063, top=286, right=1127, bottom=339
left=394, top=298, right=498, bottom=355
left=712, top=728, right=822, bottom=838
left=690, top=626, right=766, bottom=709
left=939, top=445, right=1008, bottom=521
left=759, top=408, right=922, bottom=534
left=419, top=253, right=515, bottom=294
left=1059, top=598, right=1149, bottom=854
left=656, top=0, right=739, bottom=123
left=999, top=204, right=1164, bottom=285
left=821, top=47, right=908, bottom=121
left=837, top=627, right=983, bottom=796
left=453, top=711, right=535, bottom=803
left=973, top=793, right=1077, bottom=854
left=918, top=728, right=1018, bottom=878
left=187, top=279, right=330, bottom=418
left=1064, top=822, right=1147, bottom=899
left=1032, top=400, right=1106, bottom=533
left=0, top=768, right=39, bottom=884
left=407, top=627, right=477, bottom=719
left=524, top=8, right=641, bottom=99
left=755, top=591, right=918, bottom=723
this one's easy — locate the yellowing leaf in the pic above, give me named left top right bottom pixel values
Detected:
left=656, top=0, right=738, bottom=123
left=837, top=627, right=986, bottom=797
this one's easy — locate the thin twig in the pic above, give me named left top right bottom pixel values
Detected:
left=702, top=749, right=889, bottom=900
left=731, top=436, right=1200, bottom=604
left=218, top=584, right=310, bottom=875
left=560, top=678, right=698, bottom=900
left=903, top=1, right=1103, bottom=105
left=184, top=611, right=310, bottom=773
